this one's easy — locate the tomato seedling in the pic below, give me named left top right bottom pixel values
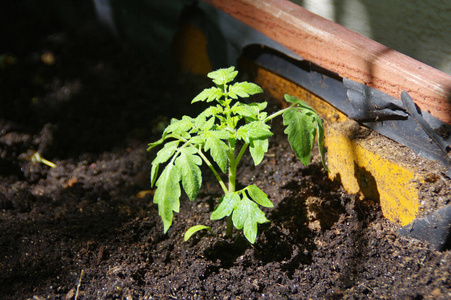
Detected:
left=148, top=67, right=327, bottom=244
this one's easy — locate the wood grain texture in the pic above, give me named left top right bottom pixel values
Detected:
left=204, top=0, right=451, bottom=124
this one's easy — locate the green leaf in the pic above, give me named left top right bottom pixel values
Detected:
left=283, top=108, right=316, bottom=166
left=228, top=82, right=263, bottom=99
left=232, top=196, right=270, bottom=244
left=147, top=138, right=164, bottom=151
left=207, top=66, right=238, bottom=86
left=315, top=114, right=329, bottom=171
left=192, top=87, right=224, bottom=103
left=236, top=121, right=273, bottom=143
left=204, top=132, right=229, bottom=173
left=231, top=196, right=248, bottom=230
left=211, top=192, right=240, bottom=220
left=249, top=138, right=268, bottom=166
left=175, top=146, right=202, bottom=201
left=154, top=162, right=181, bottom=233
left=198, top=105, right=223, bottom=120
left=255, top=101, right=268, bottom=111
left=284, top=94, right=316, bottom=112
left=184, top=225, right=213, bottom=241
left=200, top=116, right=216, bottom=131
left=231, top=102, right=260, bottom=119
left=231, top=102, right=267, bottom=117
left=284, top=94, right=328, bottom=169
left=150, top=140, right=180, bottom=187
left=188, top=135, right=205, bottom=145
left=231, top=102, right=253, bottom=117
left=246, top=185, right=273, bottom=208
left=164, top=117, right=193, bottom=137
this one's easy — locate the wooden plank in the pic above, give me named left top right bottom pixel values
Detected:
left=204, top=0, right=451, bottom=125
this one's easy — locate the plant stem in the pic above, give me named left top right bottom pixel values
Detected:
left=227, top=144, right=238, bottom=193
left=225, top=142, right=238, bottom=238
left=226, top=216, right=233, bottom=237
left=264, top=103, right=296, bottom=123
left=196, top=147, right=229, bottom=194
left=235, top=143, right=249, bottom=165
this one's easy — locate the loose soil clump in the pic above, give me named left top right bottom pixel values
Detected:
left=1, top=5, right=450, bottom=299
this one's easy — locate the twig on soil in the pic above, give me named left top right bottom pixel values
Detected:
left=74, top=269, right=84, bottom=300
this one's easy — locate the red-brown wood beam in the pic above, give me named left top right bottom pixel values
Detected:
left=204, top=0, right=451, bottom=125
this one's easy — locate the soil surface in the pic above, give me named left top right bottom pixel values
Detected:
left=1, top=4, right=450, bottom=300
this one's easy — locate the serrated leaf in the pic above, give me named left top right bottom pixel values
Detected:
left=230, top=101, right=267, bottom=118
left=246, top=185, right=273, bottom=207
left=164, top=117, right=193, bottom=136
left=175, top=146, right=202, bottom=201
left=243, top=205, right=269, bottom=244
left=232, top=196, right=270, bottom=244
left=198, top=105, right=223, bottom=120
left=193, top=113, right=207, bottom=131
left=150, top=140, right=180, bottom=187
left=283, top=108, right=316, bottom=166
left=154, top=162, right=181, bottom=233
left=254, top=101, right=268, bottom=111
left=192, top=87, right=223, bottom=103
left=189, top=135, right=205, bottom=145
left=204, top=133, right=229, bottom=173
left=230, top=116, right=240, bottom=129
left=147, top=138, right=164, bottom=151
left=249, top=138, right=268, bottom=166
left=236, top=121, right=273, bottom=143
left=231, top=196, right=248, bottom=230
left=200, top=116, right=216, bottom=131
left=231, top=102, right=259, bottom=119
left=228, top=82, right=263, bottom=99
left=184, top=225, right=213, bottom=241
left=207, top=66, right=238, bottom=86
left=284, top=94, right=315, bottom=111
left=211, top=192, right=240, bottom=220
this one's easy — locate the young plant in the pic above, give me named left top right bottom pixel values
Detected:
left=148, top=67, right=327, bottom=244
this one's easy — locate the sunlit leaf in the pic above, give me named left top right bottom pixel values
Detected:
left=246, top=185, right=273, bottom=207
left=184, top=225, right=213, bottom=241
left=228, top=82, right=263, bottom=99
left=192, top=87, right=223, bottom=103
left=154, top=162, right=181, bottom=233
left=175, top=146, right=202, bottom=201
left=150, top=140, right=180, bottom=187
left=207, top=66, right=238, bottom=86
left=163, top=117, right=193, bottom=137
left=249, top=138, right=268, bottom=166
left=232, top=195, right=269, bottom=244
left=236, top=121, right=273, bottom=143
left=211, top=192, right=240, bottom=220
left=283, top=108, right=316, bottom=166
left=204, top=132, right=229, bottom=173
left=231, top=102, right=259, bottom=119
left=284, top=94, right=315, bottom=112
left=199, top=105, right=223, bottom=119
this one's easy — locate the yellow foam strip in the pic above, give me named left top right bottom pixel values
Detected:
left=327, top=128, right=419, bottom=225
left=249, top=65, right=420, bottom=225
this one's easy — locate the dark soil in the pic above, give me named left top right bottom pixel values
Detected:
left=1, top=4, right=450, bottom=300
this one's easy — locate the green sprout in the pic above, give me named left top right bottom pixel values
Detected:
left=148, top=67, right=327, bottom=244
left=30, top=151, right=56, bottom=168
